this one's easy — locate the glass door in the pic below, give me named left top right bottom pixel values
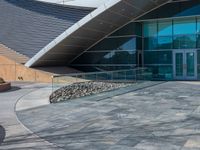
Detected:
left=175, top=51, right=184, bottom=78
left=173, top=50, right=197, bottom=80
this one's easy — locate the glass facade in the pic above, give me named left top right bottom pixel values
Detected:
left=71, top=0, right=200, bottom=80
left=139, top=0, right=200, bottom=20
left=72, top=22, right=142, bottom=72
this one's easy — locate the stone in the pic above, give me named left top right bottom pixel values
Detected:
left=49, top=81, right=132, bottom=103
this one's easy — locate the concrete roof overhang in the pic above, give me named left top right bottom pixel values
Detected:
left=25, top=0, right=170, bottom=67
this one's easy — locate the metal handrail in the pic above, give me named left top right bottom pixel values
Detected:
left=52, top=67, right=149, bottom=78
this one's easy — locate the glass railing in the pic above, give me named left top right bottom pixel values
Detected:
left=51, top=67, right=152, bottom=92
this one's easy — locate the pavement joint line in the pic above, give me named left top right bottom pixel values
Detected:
left=95, top=81, right=167, bottom=102
left=13, top=84, right=64, bottom=150
left=14, top=81, right=200, bottom=149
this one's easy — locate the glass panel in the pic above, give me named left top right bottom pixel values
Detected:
left=144, top=51, right=172, bottom=64
left=175, top=53, right=183, bottom=76
left=173, top=34, right=196, bottom=49
left=197, top=34, right=200, bottom=48
left=136, top=37, right=142, bottom=50
left=144, top=37, right=158, bottom=50
left=143, top=22, right=157, bottom=37
left=72, top=51, right=112, bottom=64
left=72, top=50, right=137, bottom=65
left=89, top=37, right=136, bottom=51
left=173, top=18, right=196, bottom=35
left=112, top=51, right=136, bottom=64
left=139, top=0, right=200, bottom=20
left=197, top=18, right=200, bottom=34
left=198, top=65, right=200, bottom=79
left=158, top=36, right=173, bottom=49
left=198, top=50, right=200, bottom=64
left=146, top=65, right=173, bottom=80
left=158, top=20, right=173, bottom=36
left=186, top=52, right=195, bottom=76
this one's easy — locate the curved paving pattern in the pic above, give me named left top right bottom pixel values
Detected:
left=0, top=82, right=62, bottom=150
left=17, top=82, right=200, bottom=150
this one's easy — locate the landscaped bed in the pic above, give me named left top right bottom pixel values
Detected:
left=0, top=78, right=11, bottom=92
left=50, top=81, right=132, bottom=103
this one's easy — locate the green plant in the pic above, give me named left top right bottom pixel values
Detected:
left=0, top=77, right=5, bottom=84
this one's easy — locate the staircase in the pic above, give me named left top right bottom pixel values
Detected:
left=0, top=44, right=29, bottom=64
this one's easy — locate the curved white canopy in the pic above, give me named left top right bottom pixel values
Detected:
left=26, top=0, right=170, bottom=67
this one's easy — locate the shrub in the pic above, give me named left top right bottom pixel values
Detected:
left=0, top=77, right=5, bottom=84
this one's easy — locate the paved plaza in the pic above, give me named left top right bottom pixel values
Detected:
left=0, top=82, right=61, bottom=150
left=14, top=81, right=200, bottom=150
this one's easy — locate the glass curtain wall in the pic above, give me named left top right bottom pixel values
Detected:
left=143, top=16, right=200, bottom=80
left=72, top=22, right=142, bottom=72
left=143, top=20, right=173, bottom=80
left=198, top=18, right=200, bottom=79
left=139, top=0, right=200, bottom=21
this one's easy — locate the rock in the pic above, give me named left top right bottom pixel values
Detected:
left=49, top=81, right=132, bottom=103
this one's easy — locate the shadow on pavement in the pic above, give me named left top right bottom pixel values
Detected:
left=6, top=86, right=21, bottom=92
left=0, top=125, right=6, bottom=145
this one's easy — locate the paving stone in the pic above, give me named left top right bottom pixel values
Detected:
left=16, top=81, right=200, bottom=150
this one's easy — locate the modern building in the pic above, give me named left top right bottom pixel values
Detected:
left=0, top=0, right=200, bottom=81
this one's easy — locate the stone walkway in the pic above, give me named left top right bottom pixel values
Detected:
left=0, top=82, right=61, bottom=150
left=16, top=81, right=200, bottom=150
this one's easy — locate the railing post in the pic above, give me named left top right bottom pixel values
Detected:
left=125, top=71, right=127, bottom=81
left=111, top=72, right=113, bottom=82
left=135, top=70, right=137, bottom=82
left=51, top=75, right=54, bottom=93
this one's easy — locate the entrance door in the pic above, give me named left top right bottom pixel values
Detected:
left=173, top=50, right=197, bottom=80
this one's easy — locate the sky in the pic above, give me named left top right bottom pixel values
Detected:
left=38, top=0, right=108, bottom=8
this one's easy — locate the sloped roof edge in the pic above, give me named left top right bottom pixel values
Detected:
left=25, top=0, right=121, bottom=67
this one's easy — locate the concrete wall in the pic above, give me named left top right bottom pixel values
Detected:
left=0, top=56, right=53, bottom=82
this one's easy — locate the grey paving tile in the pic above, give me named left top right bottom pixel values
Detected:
left=16, top=81, right=200, bottom=149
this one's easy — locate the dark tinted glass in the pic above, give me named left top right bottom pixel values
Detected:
left=197, top=35, right=200, bottom=48
left=138, top=0, right=200, bottom=20
left=72, top=51, right=112, bottom=64
left=89, top=37, right=136, bottom=51
left=143, top=22, right=157, bottom=37
left=174, top=35, right=196, bottom=49
left=144, top=51, right=172, bottom=64
left=157, top=36, right=173, bottom=49
left=112, top=51, right=136, bottom=64
left=136, top=37, right=142, bottom=50
left=73, top=50, right=137, bottom=65
left=146, top=65, right=173, bottom=80
left=144, top=37, right=158, bottom=50
left=197, top=50, right=200, bottom=64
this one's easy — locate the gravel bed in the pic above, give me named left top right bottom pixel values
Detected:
left=50, top=81, right=132, bottom=103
